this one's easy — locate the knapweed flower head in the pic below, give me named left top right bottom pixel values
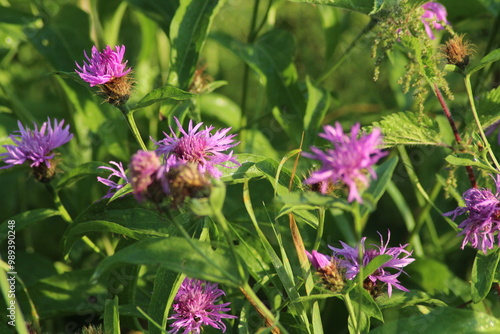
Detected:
left=75, top=45, right=132, bottom=105
left=1, top=118, right=73, bottom=182
left=306, top=250, right=344, bottom=292
left=444, top=175, right=500, bottom=254
left=329, top=230, right=414, bottom=297
left=154, top=117, right=239, bottom=178
left=304, top=123, right=387, bottom=203
left=166, top=163, right=211, bottom=207
left=441, top=34, right=474, bottom=70
left=129, top=150, right=168, bottom=202
left=97, top=161, right=129, bottom=199
left=169, top=278, right=237, bottom=334
left=421, top=2, right=449, bottom=40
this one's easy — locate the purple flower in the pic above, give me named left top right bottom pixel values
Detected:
left=421, top=2, right=449, bottom=40
left=304, top=123, right=387, bottom=203
left=329, top=231, right=414, bottom=297
left=97, top=161, right=130, bottom=199
left=129, top=150, right=168, bottom=202
left=169, top=278, right=237, bottom=334
left=444, top=175, right=500, bottom=254
left=154, top=117, right=239, bottom=178
left=306, top=250, right=332, bottom=271
left=1, top=118, right=73, bottom=169
left=75, top=45, right=131, bottom=86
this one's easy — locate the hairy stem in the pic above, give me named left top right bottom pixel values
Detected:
left=433, top=83, right=477, bottom=188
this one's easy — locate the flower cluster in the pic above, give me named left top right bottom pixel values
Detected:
left=1, top=118, right=73, bottom=182
left=97, top=118, right=238, bottom=203
left=308, top=231, right=414, bottom=297
left=169, top=278, right=236, bottom=334
left=154, top=117, right=239, bottom=178
left=421, top=2, right=449, bottom=40
left=445, top=175, right=500, bottom=254
left=304, top=123, right=386, bottom=203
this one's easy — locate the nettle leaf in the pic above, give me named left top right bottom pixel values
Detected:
left=288, top=0, right=396, bottom=15
left=465, top=85, right=500, bottom=133
left=372, top=111, right=445, bottom=147
left=168, top=0, right=224, bottom=89
left=92, top=237, right=246, bottom=286
left=369, top=307, right=500, bottom=334
left=131, top=85, right=196, bottom=111
left=471, top=249, right=500, bottom=303
left=467, top=48, right=500, bottom=76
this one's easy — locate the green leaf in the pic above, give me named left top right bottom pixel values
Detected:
left=288, top=0, right=396, bottom=15
left=212, top=30, right=305, bottom=144
left=0, top=209, right=60, bottom=242
left=445, top=154, right=498, bottom=174
left=17, top=269, right=107, bottom=319
left=372, top=111, right=444, bottom=147
left=92, top=237, right=246, bottom=286
left=471, top=249, right=500, bottom=303
left=124, top=0, right=179, bottom=36
left=199, top=93, right=241, bottom=128
left=219, top=153, right=267, bottom=184
left=349, top=287, right=383, bottom=322
left=376, top=289, right=448, bottom=309
left=147, top=269, right=183, bottom=334
left=104, top=296, right=120, bottom=334
left=465, top=85, right=500, bottom=133
left=54, top=161, right=109, bottom=191
left=359, top=156, right=398, bottom=219
left=467, top=48, right=500, bottom=76
left=362, top=254, right=392, bottom=281
left=368, top=307, right=500, bottom=334
left=168, top=0, right=224, bottom=89
left=303, top=77, right=331, bottom=148
left=255, top=158, right=302, bottom=196
left=131, top=85, right=196, bottom=111
left=277, top=191, right=352, bottom=214
left=0, top=6, right=37, bottom=24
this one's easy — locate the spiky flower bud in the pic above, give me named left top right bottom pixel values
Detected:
left=441, top=34, right=474, bottom=70
left=166, top=163, right=211, bottom=206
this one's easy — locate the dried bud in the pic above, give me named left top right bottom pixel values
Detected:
left=99, top=75, right=133, bottom=106
left=441, top=34, right=474, bottom=70
left=166, top=163, right=211, bottom=206
left=81, top=324, right=103, bottom=334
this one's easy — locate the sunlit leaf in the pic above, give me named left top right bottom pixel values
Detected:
left=471, top=249, right=500, bottom=303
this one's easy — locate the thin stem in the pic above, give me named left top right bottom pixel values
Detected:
left=464, top=75, right=500, bottom=172
left=318, top=18, right=378, bottom=84
left=433, top=83, right=477, bottom=188
left=239, top=0, right=262, bottom=136
left=313, top=208, right=325, bottom=250
left=344, top=293, right=359, bottom=334
left=240, top=282, right=282, bottom=334
left=119, top=104, right=147, bottom=151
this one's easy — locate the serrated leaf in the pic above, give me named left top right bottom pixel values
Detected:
left=465, top=85, right=500, bottom=133
left=372, top=112, right=444, bottom=147
left=471, top=249, right=500, bottom=303
left=467, top=48, right=500, bottom=76
left=92, top=237, right=246, bottom=286
left=131, top=85, right=196, bottom=111
left=369, top=307, right=500, bottom=334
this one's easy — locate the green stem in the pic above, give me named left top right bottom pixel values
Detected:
left=240, top=282, right=284, bottom=332
left=313, top=208, right=326, bottom=250
left=352, top=202, right=363, bottom=242
left=317, top=18, right=377, bottom=84
left=119, top=104, right=147, bottom=151
left=464, top=74, right=500, bottom=172
left=344, top=292, right=359, bottom=334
